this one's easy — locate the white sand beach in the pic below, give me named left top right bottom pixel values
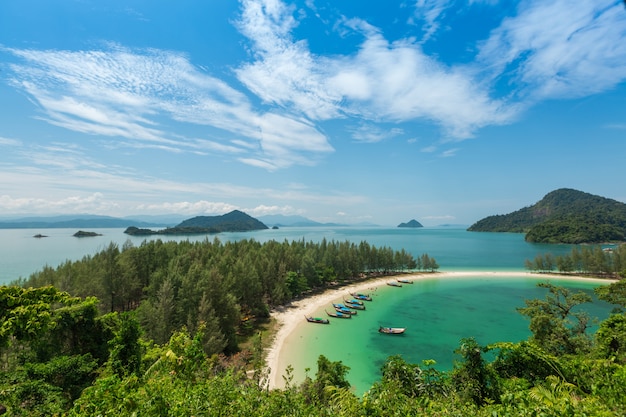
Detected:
left=263, top=271, right=615, bottom=390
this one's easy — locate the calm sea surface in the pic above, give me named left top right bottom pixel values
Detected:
left=0, top=226, right=614, bottom=395
left=0, top=226, right=575, bottom=284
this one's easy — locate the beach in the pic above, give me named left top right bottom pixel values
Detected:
left=264, top=271, right=615, bottom=390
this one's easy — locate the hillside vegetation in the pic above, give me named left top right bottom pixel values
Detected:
left=468, top=188, right=626, bottom=243
left=124, top=209, right=268, bottom=235
left=1, top=273, right=625, bottom=415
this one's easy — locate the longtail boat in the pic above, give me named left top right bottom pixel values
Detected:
left=343, top=299, right=366, bottom=310
left=350, top=293, right=372, bottom=301
left=333, top=303, right=357, bottom=315
left=379, top=326, right=406, bottom=334
left=326, top=309, right=352, bottom=319
left=305, top=315, right=330, bottom=324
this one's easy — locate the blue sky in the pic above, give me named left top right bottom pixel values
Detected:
left=0, top=0, right=625, bottom=226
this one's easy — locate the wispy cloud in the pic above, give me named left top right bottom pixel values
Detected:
left=476, top=0, right=626, bottom=101
left=3, top=43, right=332, bottom=170
left=350, top=124, right=404, bottom=143
left=411, top=0, right=454, bottom=42
left=0, top=136, right=22, bottom=147
left=0, top=192, right=120, bottom=214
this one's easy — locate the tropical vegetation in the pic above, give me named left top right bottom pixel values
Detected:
left=525, top=243, right=626, bottom=277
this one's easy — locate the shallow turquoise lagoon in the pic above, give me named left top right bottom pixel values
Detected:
left=278, top=275, right=613, bottom=396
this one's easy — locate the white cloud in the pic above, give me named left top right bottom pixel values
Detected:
left=477, top=0, right=626, bottom=101
left=439, top=147, right=459, bottom=158
left=0, top=192, right=119, bottom=214
left=4, top=43, right=333, bottom=170
left=0, top=136, right=22, bottom=147
left=246, top=204, right=304, bottom=216
left=412, top=0, right=453, bottom=42
left=136, top=201, right=240, bottom=215
left=235, top=0, right=625, bottom=143
left=351, top=124, right=404, bottom=143
left=235, top=0, right=343, bottom=120
left=236, top=0, right=515, bottom=140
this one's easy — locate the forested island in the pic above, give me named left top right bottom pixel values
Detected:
left=2, top=236, right=626, bottom=415
left=124, top=209, right=268, bottom=235
left=73, top=230, right=102, bottom=237
left=397, top=219, right=423, bottom=228
left=468, top=188, right=626, bottom=244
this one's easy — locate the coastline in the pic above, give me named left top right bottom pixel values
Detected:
left=264, top=270, right=616, bottom=390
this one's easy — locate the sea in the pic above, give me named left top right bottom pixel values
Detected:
left=0, top=226, right=616, bottom=394
left=0, top=226, right=578, bottom=284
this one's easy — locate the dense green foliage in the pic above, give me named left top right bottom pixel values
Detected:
left=525, top=243, right=626, bottom=277
left=14, top=237, right=427, bottom=350
left=1, top=279, right=625, bottom=416
left=468, top=188, right=626, bottom=243
left=124, top=209, right=268, bottom=235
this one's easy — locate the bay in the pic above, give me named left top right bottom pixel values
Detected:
left=280, top=275, right=612, bottom=395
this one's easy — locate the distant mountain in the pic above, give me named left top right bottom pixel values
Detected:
left=397, top=219, right=423, bottom=228
left=468, top=188, right=626, bottom=244
left=0, top=214, right=165, bottom=229
left=125, top=210, right=268, bottom=235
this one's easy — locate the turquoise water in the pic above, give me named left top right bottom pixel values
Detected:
left=280, top=275, right=613, bottom=395
left=0, top=226, right=575, bottom=284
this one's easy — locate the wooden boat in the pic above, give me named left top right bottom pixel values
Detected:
left=333, top=303, right=357, bottom=315
left=397, top=278, right=413, bottom=284
left=343, top=299, right=366, bottom=310
left=326, top=309, right=352, bottom=319
left=305, top=315, right=330, bottom=324
left=387, top=281, right=402, bottom=287
left=379, top=326, right=406, bottom=334
left=350, top=293, right=372, bottom=301
left=344, top=297, right=364, bottom=305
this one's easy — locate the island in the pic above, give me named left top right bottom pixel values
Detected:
left=467, top=188, right=626, bottom=244
left=124, top=210, right=268, bottom=236
left=397, top=219, right=423, bottom=228
left=73, top=230, right=103, bottom=237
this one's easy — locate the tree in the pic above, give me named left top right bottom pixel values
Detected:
left=108, top=313, right=142, bottom=378
left=303, top=355, right=351, bottom=405
left=517, top=282, right=593, bottom=355
left=595, top=314, right=626, bottom=363
left=595, top=279, right=626, bottom=310
left=452, top=337, right=499, bottom=406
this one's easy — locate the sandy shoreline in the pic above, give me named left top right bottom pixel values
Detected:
left=263, top=270, right=615, bottom=390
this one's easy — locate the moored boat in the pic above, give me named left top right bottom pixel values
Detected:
left=387, top=281, right=402, bottom=287
left=326, top=309, right=352, bottom=319
left=333, top=303, right=357, bottom=315
left=397, top=278, right=413, bottom=284
left=344, top=297, right=364, bottom=305
left=350, top=293, right=372, bottom=301
left=343, top=299, right=366, bottom=310
left=305, top=315, right=330, bottom=324
left=379, top=326, right=406, bottom=334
